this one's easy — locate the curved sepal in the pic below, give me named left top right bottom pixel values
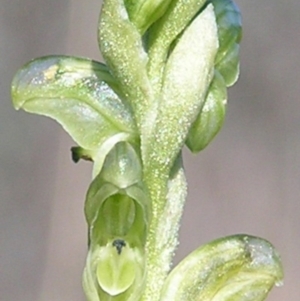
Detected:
left=160, top=235, right=283, bottom=301
left=186, top=70, right=227, bottom=153
left=212, top=0, right=242, bottom=86
left=11, top=56, right=137, bottom=152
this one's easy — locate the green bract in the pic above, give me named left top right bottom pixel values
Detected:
left=11, top=56, right=138, bottom=175
left=186, top=70, right=227, bottom=152
left=186, top=0, right=242, bottom=153
left=144, top=4, right=218, bottom=175
left=11, top=1, right=283, bottom=301
left=160, top=235, right=283, bottom=301
left=146, top=0, right=207, bottom=93
left=213, top=0, right=242, bottom=86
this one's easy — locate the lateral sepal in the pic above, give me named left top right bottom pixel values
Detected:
left=11, top=56, right=138, bottom=173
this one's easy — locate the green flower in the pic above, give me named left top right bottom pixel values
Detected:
left=11, top=1, right=283, bottom=301
left=83, top=142, right=150, bottom=301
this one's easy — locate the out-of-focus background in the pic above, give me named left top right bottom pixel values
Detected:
left=1, top=1, right=299, bottom=300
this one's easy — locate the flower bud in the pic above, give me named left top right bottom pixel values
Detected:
left=98, top=0, right=153, bottom=129
left=125, top=0, right=172, bottom=34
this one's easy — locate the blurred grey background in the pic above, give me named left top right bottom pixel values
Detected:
left=0, top=0, right=299, bottom=300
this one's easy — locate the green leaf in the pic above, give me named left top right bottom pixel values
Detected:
left=186, top=70, right=227, bottom=153
left=11, top=55, right=137, bottom=152
left=160, top=235, right=283, bottom=301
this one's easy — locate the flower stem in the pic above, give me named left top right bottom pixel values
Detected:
left=142, top=155, right=187, bottom=301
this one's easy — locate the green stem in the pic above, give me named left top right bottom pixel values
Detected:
left=142, top=155, right=187, bottom=301
left=143, top=178, right=168, bottom=301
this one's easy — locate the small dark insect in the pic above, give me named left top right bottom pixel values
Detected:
left=112, top=239, right=126, bottom=255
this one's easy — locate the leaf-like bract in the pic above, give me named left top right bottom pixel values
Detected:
left=186, top=70, right=227, bottom=153
left=160, top=235, right=283, bottom=301
left=11, top=56, right=137, bottom=151
left=186, top=0, right=242, bottom=153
